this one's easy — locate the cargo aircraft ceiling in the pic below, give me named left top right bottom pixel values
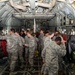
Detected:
left=0, top=0, right=75, bottom=27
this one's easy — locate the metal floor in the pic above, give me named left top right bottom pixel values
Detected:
left=0, top=56, right=42, bottom=75
left=0, top=56, right=75, bottom=75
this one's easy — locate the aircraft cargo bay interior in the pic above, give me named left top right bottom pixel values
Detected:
left=0, top=0, right=75, bottom=75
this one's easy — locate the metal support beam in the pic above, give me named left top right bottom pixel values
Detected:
left=34, top=18, right=36, bottom=33
left=13, top=13, right=54, bottom=19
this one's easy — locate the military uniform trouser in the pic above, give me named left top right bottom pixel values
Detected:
left=49, top=72, right=58, bottom=75
left=29, top=49, right=35, bottom=66
left=38, top=44, right=43, bottom=56
left=18, top=48, right=24, bottom=65
left=41, top=64, right=58, bottom=75
left=41, top=64, right=49, bottom=75
left=25, top=48, right=29, bottom=58
left=8, top=51, right=18, bottom=72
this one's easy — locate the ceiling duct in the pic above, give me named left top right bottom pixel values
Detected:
left=13, top=13, right=55, bottom=19
left=36, top=0, right=56, bottom=9
left=51, top=0, right=75, bottom=19
left=9, top=0, right=30, bottom=11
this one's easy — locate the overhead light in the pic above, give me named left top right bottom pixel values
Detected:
left=71, top=20, right=74, bottom=24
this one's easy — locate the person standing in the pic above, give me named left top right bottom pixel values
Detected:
left=15, top=31, right=25, bottom=68
left=41, top=34, right=66, bottom=75
left=24, top=31, right=29, bottom=61
left=55, top=36, right=66, bottom=75
left=0, top=28, right=21, bottom=72
left=24, top=30, right=36, bottom=69
left=38, top=29, right=44, bottom=56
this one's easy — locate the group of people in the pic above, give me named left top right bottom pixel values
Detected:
left=40, top=30, right=66, bottom=75
left=0, top=28, right=67, bottom=75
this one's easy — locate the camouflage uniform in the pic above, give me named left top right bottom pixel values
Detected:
left=0, top=33, right=21, bottom=71
left=24, top=35, right=29, bottom=58
left=58, top=44, right=66, bottom=72
left=34, top=36, right=38, bottom=50
left=38, top=34, right=44, bottom=56
left=41, top=36, right=66, bottom=75
left=28, top=36, right=36, bottom=66
left=18, top=36, right=25, bottom=66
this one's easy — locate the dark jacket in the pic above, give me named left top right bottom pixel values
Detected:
left=67, top=35, right=75, bottom=62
